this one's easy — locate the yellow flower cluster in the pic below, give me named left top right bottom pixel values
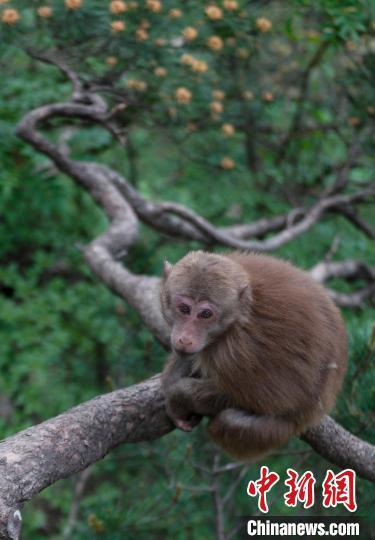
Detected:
left=207, top=35, right=223, bottom=51
left=210, top=101, right=223, bottom=114
left=169, top=8, right=182, bottom=18
left=220, top=157, right=235, bottom=169
left=88, top=514, right=105, bottom=534
left=212, top=89, right=225, bottom=100
left=146, top=0, right=162, bottom=13
left=221, top=123, right=235, bottom=136
left=205, top=5, right=222, bottom=20
left=65, top=0, right=83, bottom=9
left=1, top=8, right=20, bottom=24
left=192, top=60, right=208, bottom=73
left=175, top=87, right=192, bottom=104
left=37, top=6, right=53, bottom=17
left=181, top=54, right=208, bottom=73
left=348, top=116, right=360, bottom=127
left=135, top=27, right=148, bottom=40
left=106, top=56, right=118, bottom=65
left=181, top=54, right=194, bottom=65
left=112, top=20, right=126, bottom=31
left=154, top=66, right=167, bottom=77
left=127, top=79, right=147, bottom=91
left=110, top=1, right=127, bottom=14
left=223, top=0, right=238, bottom=10
left=183, top=26, right=198, bottom=41
left=262, top=91, right=274, bottom=102
left=256, top=17, right=272, bottom=32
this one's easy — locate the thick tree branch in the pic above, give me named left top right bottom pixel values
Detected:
left=16, top=95, right=170, bottom=345
left=0, top=376, right=171, bottom=540
left=0, top=376, right=373, bottom=539
left=302, top=417, right=375, bottom=481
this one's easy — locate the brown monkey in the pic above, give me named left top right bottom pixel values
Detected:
left=160, top=251, right=347, bottom=460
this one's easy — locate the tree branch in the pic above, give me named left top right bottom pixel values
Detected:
left=309, top=260, right=375, bottom=307
left=336, top=206, right=375, bottom=240
left=0, top=376, right=171, bottom=540
left=0, top=376, right=373, bottom=539
left=16, top=88, right=375, bottom=310
left=302, top=417, right=375, bottom=481
left=16, top=95, right=170, bottom=346
left=140, top=189, right=374, bottom=252
left=310, top=260, right=375, bottom=284
left=16, top=57, right=375, bottom=254
left=325, top=285, right=375, bottom=308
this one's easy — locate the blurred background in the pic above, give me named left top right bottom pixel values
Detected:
left=0, top=1, right=374, bottom=538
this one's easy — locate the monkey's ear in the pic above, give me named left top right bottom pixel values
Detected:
left=163, top=260, right=173, bottom=278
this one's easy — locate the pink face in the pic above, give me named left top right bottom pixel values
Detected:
left=170, top=294, right=219, bottom=355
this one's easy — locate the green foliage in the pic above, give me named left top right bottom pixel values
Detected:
left=0, top=0, right=374, bottom=538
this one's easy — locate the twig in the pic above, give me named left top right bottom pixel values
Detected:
left=212, top=452, right=226, bottom=540
left=277, top=41, right=330, bottom=163
left=62, top=467, right=92, bottom=540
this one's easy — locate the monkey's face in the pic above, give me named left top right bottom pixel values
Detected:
left=168, top=293, right=221, bottom=355
left=160, top=251, right=251, bottom=355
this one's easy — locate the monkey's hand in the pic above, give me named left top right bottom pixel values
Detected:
left=164, top=377, right=229, bottom=432
left=164, top=378, right=203, bottom=432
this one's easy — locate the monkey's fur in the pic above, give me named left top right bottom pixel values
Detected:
left=161, top=251, right=347, bottom=460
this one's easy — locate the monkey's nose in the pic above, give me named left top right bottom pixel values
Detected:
left=178, top=337, right=193, bottom=346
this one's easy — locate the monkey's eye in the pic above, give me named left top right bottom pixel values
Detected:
left=178, top=303, right=191, bottom=315
left=198, top=309, right=213, bottom=319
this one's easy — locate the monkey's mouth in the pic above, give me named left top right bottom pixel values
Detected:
left=173, top=346, right=198, bottom=357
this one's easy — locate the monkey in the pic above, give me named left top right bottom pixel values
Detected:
left=160, top=250, right=347, bottom=460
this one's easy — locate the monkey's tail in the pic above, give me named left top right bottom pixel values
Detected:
left=207, top=408, right=299, bottom=460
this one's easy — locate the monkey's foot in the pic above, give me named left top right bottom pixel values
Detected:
left=174, top=418, right=194, bottom=432
left=174, top=414, right=202, bottom=432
